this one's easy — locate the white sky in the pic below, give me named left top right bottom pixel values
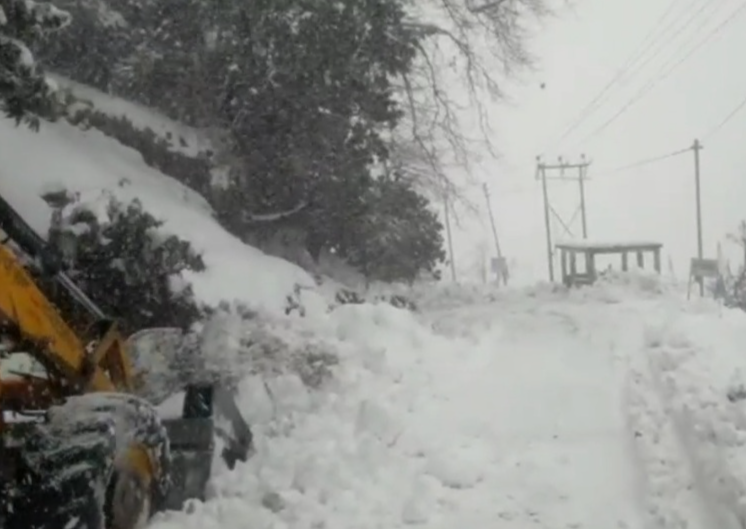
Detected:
left=448, top=0, right=746, bottom=285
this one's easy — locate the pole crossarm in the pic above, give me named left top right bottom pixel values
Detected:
left=536, top=155, right=592, bottom=281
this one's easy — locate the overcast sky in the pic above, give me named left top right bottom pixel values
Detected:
left=447, top=0, right=746, bottom=285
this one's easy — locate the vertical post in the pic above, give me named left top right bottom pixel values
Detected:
left=538, top=161, right=554, bottom=282
left=443, top=193, right=457, bottom=282
left=693, top=139, right=703, bottom=296
left=578, top=157, right=588, bottom=239
left=482, top=183, right=505, bottom=284
left=585, top=251, right=595, bottom=282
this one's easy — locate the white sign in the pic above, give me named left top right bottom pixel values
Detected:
left=689, top=258, right=720, bottom=279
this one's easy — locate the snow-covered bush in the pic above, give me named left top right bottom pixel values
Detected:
left=44, top=190, right=205, bottom=333
left=135, top=303, right=341, bottom=401
left=331, top=287, right=418, bottom=312
left=722, top=222, right=746, bottom=311
left=0, top=0, right=71, bottom=127
left=219, top=303, right=339, bottom=390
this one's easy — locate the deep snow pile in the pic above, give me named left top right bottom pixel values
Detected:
left=137, top=273, right=746, bottom=529
left=140, top=273, right=734, bottom=529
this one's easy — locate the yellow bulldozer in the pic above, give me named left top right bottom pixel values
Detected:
left=0, top=194, right=253, bottom=529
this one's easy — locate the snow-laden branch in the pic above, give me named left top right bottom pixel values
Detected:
left=393, top=0, right=550, bottom=211
left=244, top=201, right=309, bottom=224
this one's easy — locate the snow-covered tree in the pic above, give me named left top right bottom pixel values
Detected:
left=46, top=193, right=206, bottom=334
left=346, top=176, right=446, bottom=283
left=0, top=0, right=70, bottom=127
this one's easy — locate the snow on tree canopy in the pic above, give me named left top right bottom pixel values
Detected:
left=0, top=0, right=71, bottom=126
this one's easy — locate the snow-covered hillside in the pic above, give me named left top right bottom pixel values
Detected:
left=0, top=89, right=324, bottom=314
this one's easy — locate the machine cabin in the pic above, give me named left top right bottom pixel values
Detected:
left=556, top=241, right=663, bottom=287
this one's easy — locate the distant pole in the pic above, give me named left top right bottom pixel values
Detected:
left=693, top=138, right=703, bottom=295
left=537, top=159, right=554, bottom=282
left=578, top=154, right=588, bottom=239
left=443, top=193, right=457, bottom=282
left=482, top=183, right=506, bottom=284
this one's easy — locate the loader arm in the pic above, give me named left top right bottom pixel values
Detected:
left=0, top=242, right=133, bottom=400
left=0, top=194, right=135, bottom=406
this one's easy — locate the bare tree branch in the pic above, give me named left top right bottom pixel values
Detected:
left=392, top=0, right=553, bottom=214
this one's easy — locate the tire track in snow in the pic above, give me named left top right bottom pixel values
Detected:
left=646, top=328, right=746, bottom=529
left=570, top=300, right=709, bottom=529
left=624, top=351, right=711, bottom=529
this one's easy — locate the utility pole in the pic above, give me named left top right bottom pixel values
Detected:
left=443, top=194, right=457, bottom=282
left=535, top=155, right=592, bottom=282
left=693, top=138, right=703, bottom=295
left=578, top=158, right=588, bottom=238
left=537, top=160, right=554, bottom=282
left=482, top=183, right=507, bottom=284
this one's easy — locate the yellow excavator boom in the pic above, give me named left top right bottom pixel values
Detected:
left=0, top=241, right=128, bottom=399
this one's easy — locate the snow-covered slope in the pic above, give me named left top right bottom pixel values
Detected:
left=0, top=111, right=322, bottom=314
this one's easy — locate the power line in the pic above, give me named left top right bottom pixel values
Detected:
left=546, top=0, right=710, bottom=152
left=548, top=0, right=686, bottom=146
left=594, top=146, right=691, bottom=176
left=597, top=0, right=728, bottom=103
left=574, top=0, right=746, bottom=147
left=703, top=93, right=746, bottom=140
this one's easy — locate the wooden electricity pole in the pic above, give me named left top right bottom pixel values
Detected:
left=692, top=138, right=703, bottom=295
left=537, top=161, right=554, bottom=282
left=482, top=183, right=507, bottom=284
left=443, top=195, right=457, bottom=282
left=535, top=155, right=592, bottom=282
left=578, top=161, right=589, bottom=238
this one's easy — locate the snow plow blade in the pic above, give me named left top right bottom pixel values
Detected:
left=160, top=384, right=253, bottom=510
left=126, top=329, right=254, bottom=511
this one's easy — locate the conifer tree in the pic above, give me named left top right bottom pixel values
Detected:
left=0, top=0, right=70, bottom=128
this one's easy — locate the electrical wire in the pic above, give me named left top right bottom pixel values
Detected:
left=545, top=0, right=707, bottom=152
left=593, top=0, right=727, bottom=104
left=594, top=146, right=691, bottom=177
left=574, top=0, right=746, bottom=148
left=703, top=93, right=746, bottom=140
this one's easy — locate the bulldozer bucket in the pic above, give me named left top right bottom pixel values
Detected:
left=126, top=329, right=253, bottom=511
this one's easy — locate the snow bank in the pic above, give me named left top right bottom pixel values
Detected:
left=642, top=302, right=746, bottom=528
left=0, top=116, right=322, bottom=314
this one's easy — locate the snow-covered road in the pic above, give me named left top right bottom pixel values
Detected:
left=413, top=299, right=645, bottom=529
left=149, top=279, right=746, bottom=529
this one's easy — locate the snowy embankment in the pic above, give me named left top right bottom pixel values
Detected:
left=0, top=83, right=322, bottom=315
left=638, top=299, right=746, bottom=529
left=6, top=80, right=746, bottom=527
